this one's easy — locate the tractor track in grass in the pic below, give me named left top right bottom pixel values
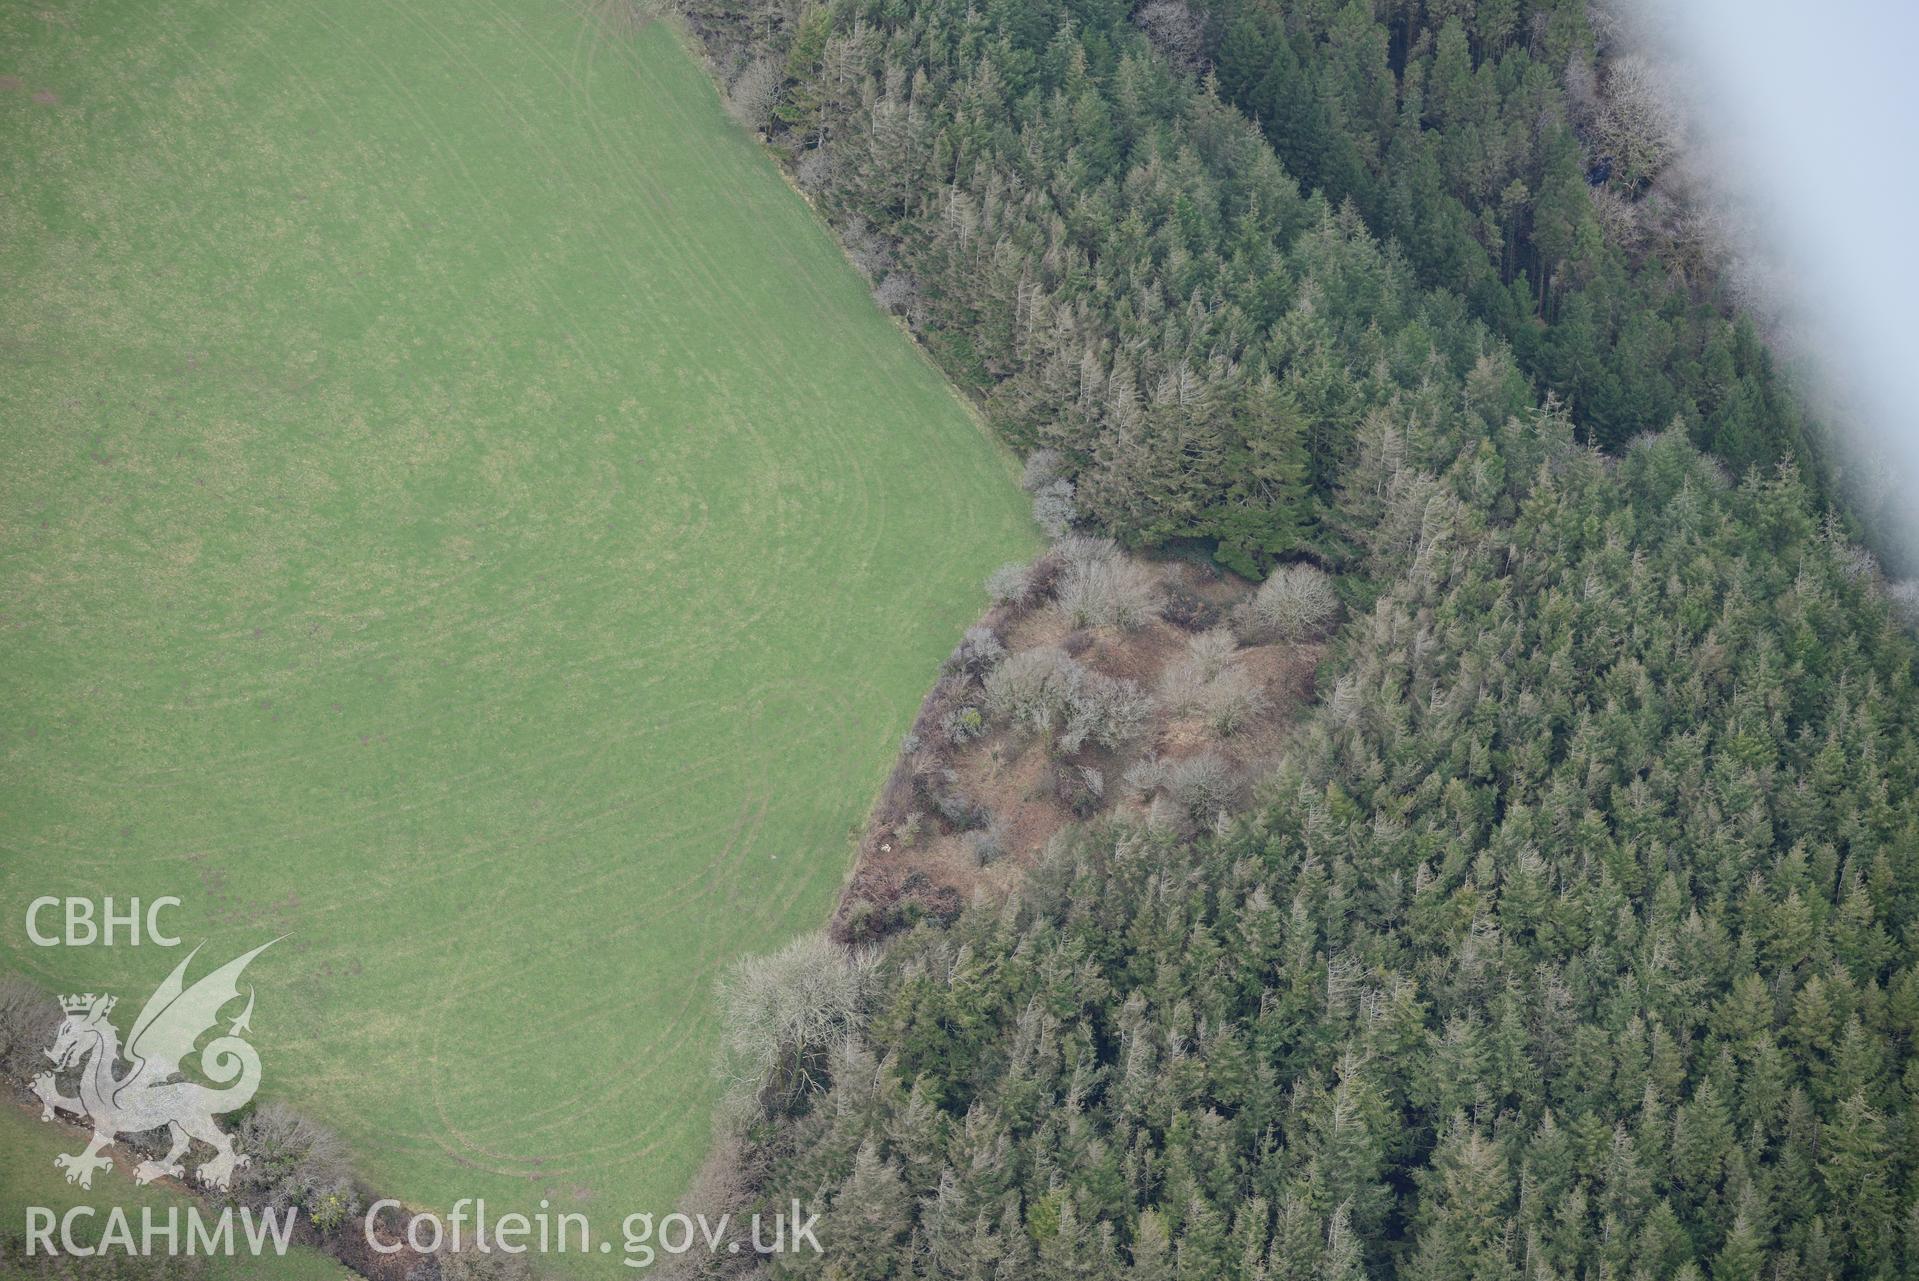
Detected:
left=0, top=2, right=1034, bottom=1271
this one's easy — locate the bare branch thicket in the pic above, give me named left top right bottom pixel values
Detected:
left=985, top=561, right=1036, bottom=606
left=1032, top=479, right=1078, bottom=538
left=982, top=646, right=1150, bottom=752
left=1020, top=448, right=1065, bottom=493
left=0, top=976, right=59, bottom=1081
left=1056, top=556, right=1158, bottom=631
left=1134, top=0, right=1202, bottom=70
left=230, top=1103, right=359, bottom=1230
left=1238, top=562, right=1339, bottom=641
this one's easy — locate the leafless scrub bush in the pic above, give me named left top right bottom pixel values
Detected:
left=1237, top=563, right=1339, bottom=641
left=986, top=561, right=1035, bottom=606
left=1032, top=480, right=1078, bottom=538
left=1020, top=449, right=1065, bottom=492
left=983, top=647, right=1149, bottom=751
left=1198, top=667, right=1269, bottom=738
left=1057, top=556, right=1157, bottom=631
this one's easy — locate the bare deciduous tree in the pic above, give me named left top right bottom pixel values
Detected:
left=1891, top=580, right=1919, bottom=632
left=872, top=272, right=916, bottom=313
left=1165, top=753, right=1240, bottom=825
left=1198, top=667, right=1268, bottom=738
left=1159, top=628, right=1239, bottom=711
left=723, top=58, right=781, bottom=133
left=1053, top=533, right=1118, bottom=571
left=1596, top=53, right=1681, bottom=188
left=983, top=646, right=1149, bottom=751
left=1134, top=0, right=1202, bottom=70
left=718, top=932, right=875, bottom=1120
left=1122, top=755, right=1169, bottom=800
left=1159, top=629, right=1267, bottom=736
left=982, top=647, right=1081, bottom=739
left=948, top=625, right=1006, bottom=676
left=795, top=144, right=836, bottom=193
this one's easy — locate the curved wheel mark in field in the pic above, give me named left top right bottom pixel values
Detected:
left=0, top=0, right=1036, bottom=1271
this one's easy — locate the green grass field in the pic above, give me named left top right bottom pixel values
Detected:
left=0, top=0, right=1033, bottom=1269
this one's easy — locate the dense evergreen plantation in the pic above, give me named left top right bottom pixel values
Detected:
left=689, top=0, right=1543, bottom=574
left=713, top=427, right=1919, bottom=1281
left=674, top=0, right=1919, bottom=1278
left=1199, top=0, right=1819, bottom=478
left=687, top=0, right=1827, bottom=578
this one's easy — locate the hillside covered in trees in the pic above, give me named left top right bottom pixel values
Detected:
left=1197, top=0, right=1817, bottom=477
left=670, top=0, right=1919, bottom=1277
left=687, top=0, right=1831, bottom=578
left=697, top=424, right=1919, bottom=1281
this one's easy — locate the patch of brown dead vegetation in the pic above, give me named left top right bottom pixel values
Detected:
left=831, top=550, right=1330, bottom=945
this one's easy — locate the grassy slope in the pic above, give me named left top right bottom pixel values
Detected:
left=0, top=0, right=1034, bottom=1269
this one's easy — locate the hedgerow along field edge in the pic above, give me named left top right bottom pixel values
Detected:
left=0, top=1103, right=352, bottom=1277
left=0, top=0, right=1035, bottom=1269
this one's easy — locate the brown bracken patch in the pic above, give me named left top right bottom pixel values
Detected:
left=832, top=551, right=1328, bottom=945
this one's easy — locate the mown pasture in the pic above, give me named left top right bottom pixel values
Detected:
left=0, top=0, right=1034, bottom=1266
